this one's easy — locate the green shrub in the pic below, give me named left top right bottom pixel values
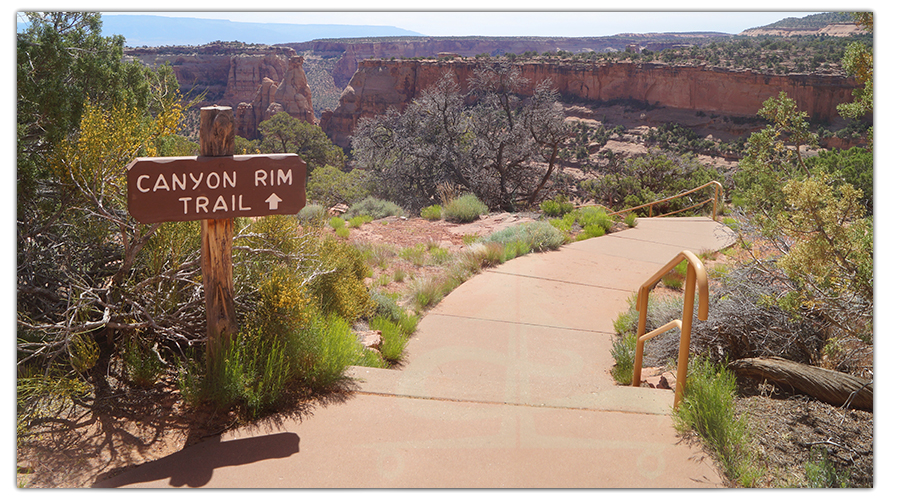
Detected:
left=409, top=274, right=461, bottom=312
left=123, top=336, right=165, bottom=388
left=804, top=445, right=850, bottom=488
left=576, top=224, right=607, bottom=240
left=722, top=216, right=739, bottom=231
left=188, top=331, right=289, bottom=417
left=475, top=242, right=506, bottom=267
left=624, top=212, right=639, bottom=227
left=443, top=194, right=488, bottom=223
left=347, top=215, right=373, bottom=228
left=549, top=214, right=576, bottom=234
left=356, top=242, right=396, bottom=269
left=297, top=204, right=327, bottom=225
left=613, top=298, right=639, bottom=336
left=661, top=260, right=688, bottom=289
left=569, top=207, right=613, bottom=240
left=483, top=221, right=567, bottom=253
left=807, top=146, right=873, bottom=215
left=356, top=348, right=389, bottom=369
left=399, top=243, right=428, bottom=267
left=370, top=290, right=404, bottom=322
left=674, top=358, right=762, bottom=486
left=454, top=242, right=503, bottom=274
left=345, top=196, right=405, bottom=220
left=307, top=164, right=374, bottom=207
left=180, top=217, right=377, bottom=417
left=395, top=310, right=420, bottom=337
left=428, top=246, right=453, bottom=265
left=301, top=313, right=366, bottom=391
left=461, top=233, right=480, bottom=245
left=579, top=149, right=721, bottom=215
left=329, top=216, right=346, bottom=230
left=421, top=204, right=443, bottom=221
left=370, top=316, right=409, bottom=365
left=540, top=195, right=574, bottom=217
left=610, top=333, right=638, bottom=385
left=502, top=239, right=532, bottom=261
left=575, top=206, right=614, bottom=232
left=309, top=237, right=375, bottom=322
left=183, top=264, right=312, bottom=416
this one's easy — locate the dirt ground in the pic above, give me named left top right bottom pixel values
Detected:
left=733, top=379, right=873, bottom=487
left=17, top=213, right=873, bottom=488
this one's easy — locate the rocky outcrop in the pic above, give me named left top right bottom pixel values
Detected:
left=224, top=53, right=291, bottom=104
left=127, top=44, right=319, bottom=139
left=285, top=34, right=731, bottom=89
left=235, top=56, right=317, bottom=138
left=740, top=22, right=864, bottom=37
left=321, top=59, right=860, bottom=149
left=272, top=56, right=316, bottom=124
left=125, top=44, right=296, bottom=108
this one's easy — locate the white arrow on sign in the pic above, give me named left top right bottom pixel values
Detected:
left=265, top=193, right=283, bottom=210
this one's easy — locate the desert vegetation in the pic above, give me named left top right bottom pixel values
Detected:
left=17, top=11, right=874, bottom=488
left=351, top=62, right=568, bottom=211
left=607, top=13, right=873, bottom=487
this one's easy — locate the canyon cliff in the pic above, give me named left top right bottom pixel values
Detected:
left=126, top=44, right=315, bottom=138
left=321, top=58, right=859, bottom=149
left=285, top=34, right=730, bottom=89
left=235, top=55, right=316, bottom=138
left=125, top=44, right=296, bottom=108
left=126, top=40, right=861, bottom=148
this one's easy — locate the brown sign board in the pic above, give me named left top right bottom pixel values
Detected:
left=127, top=154, right=307, bottom=223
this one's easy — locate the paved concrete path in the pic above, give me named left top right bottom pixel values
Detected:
left=96, top=217, right=736, bottom=488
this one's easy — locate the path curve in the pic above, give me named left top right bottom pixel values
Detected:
left=96, top=217, right=736, bottom=488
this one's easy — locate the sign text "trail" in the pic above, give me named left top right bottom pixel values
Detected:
left=127, top=154, right=307, bottom=223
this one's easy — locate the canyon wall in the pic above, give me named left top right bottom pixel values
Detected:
left=321, top=59, right=860, bottom=149
left=125, top=44, right=296, bottom=108
left=287, top=34, right=728, bottom=88
left=235, top=55, right=317, bottom=138
left=126, top=45, right=315, bottom=138
left=739, top=22, right=864, bottom=37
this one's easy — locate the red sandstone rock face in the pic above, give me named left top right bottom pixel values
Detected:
left=271, top=56, right=316, bottom=125
left=286, top=36, right=734, bottom=89
left=235, top=56, right=317, bottom=139
left=321, top=59, right=860, bottom=149
left=125, top=45, right=295, bottom=109
left=224, top=53, right=289, bottom=104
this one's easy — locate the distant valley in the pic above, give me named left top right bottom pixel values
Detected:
left=116, top=12, right=867, bottom=151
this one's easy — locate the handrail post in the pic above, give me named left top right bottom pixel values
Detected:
left=629, top=251, right=709, bottom=409
left=631, top=285, right=650, bottom=388
left=710, top=181, right=722, bottom=222
left=673, top=265, right=696, bottom=408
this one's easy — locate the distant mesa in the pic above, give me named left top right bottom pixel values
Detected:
left=118, top=11, right=865, bottom=147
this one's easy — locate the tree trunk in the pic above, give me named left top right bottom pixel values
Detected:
left=728, top=356, right=872, bottom=411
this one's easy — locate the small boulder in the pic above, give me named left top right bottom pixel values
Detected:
left=356, top=330, right=382, bottom=352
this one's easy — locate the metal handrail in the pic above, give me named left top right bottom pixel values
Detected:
left=607, top=180, right=724, bottom=222
left=631, top=250, right=709, bottom=409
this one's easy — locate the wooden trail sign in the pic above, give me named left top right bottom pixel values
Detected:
left=126, top=106, right=307, bottom=365
left=126, top=154, right=307, bottom=224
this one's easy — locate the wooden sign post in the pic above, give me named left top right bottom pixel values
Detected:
left=126, top=106, right=307, bottom=368
left=199, top=106, right=238, bottom=366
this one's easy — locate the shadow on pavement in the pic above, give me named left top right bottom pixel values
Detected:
left=92, top=432, right=301, bottom=488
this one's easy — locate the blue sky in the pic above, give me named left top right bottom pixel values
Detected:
left=102, top=9, right=826, bottom=37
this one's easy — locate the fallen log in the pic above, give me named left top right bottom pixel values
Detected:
left=728, top=356, right=872, bottom=411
